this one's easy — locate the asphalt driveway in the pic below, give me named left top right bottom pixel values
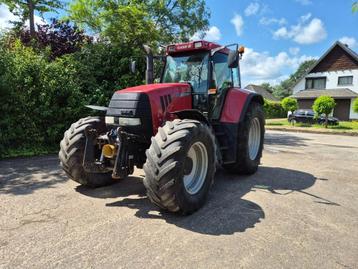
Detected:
left=1, top=130, right=357, bottom=269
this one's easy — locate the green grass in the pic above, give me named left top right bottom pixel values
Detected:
left=0, top=145, right=58, bottom=159
left=266, top=118, right=358, bottom=131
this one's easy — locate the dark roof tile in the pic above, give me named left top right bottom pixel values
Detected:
left=291, top=88, right=358, bottom=99
left=245, top=84, right=279, bottom=101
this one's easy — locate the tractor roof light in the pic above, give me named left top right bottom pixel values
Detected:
left=238, top=46, right=245, bottom=54
left=168, top=45, right=175, bottom=52
left=194, top=41, right=203, bottom=49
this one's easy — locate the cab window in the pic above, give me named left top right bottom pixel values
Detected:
left=162, top=52, right=209, bottom=94
left=212, top=52, right=232, bottom=91
left=232, top=67, right=240, bottom=87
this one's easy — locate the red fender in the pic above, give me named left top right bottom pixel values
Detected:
left=220, top=87, right=264, bottom=123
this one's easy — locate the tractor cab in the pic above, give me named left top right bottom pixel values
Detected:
left=161, top=41, right=243, bottom=116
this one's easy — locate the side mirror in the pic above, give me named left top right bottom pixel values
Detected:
left=130, top=60, right=136, bottom=73
left=227, top=50, right=239, bottom=68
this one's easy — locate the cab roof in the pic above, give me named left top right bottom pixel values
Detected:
left=166, top=40, right=227, bottom=55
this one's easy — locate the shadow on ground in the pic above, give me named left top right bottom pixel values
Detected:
left=76, top=176, right=146, bottom=198
left=77, top=166, right=333, bottom=235
left=264, top=131, right=311, bottom=147
left=0, top=155, right=66, bottom=195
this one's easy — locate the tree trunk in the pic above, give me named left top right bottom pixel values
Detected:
left=325, top=115, right=328, bottom=128
left=28, top=0, right=35, bottom=38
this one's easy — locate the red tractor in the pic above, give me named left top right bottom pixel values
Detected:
left=59, top=40, right=265, bottom=214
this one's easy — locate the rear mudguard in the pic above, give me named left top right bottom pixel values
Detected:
left=220, top=88, right=264, bottom=124
left=216, top=88, right=264, bottom=164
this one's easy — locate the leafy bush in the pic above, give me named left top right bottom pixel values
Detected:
left=0, top=40, right=86, bottom=157
left=312, top=96, right=336, bottom=128
left=0, top=37, right=145, bottom=158
left=264, top=99, right=286, bottom=119
left=69, top=43, right=145, bottom=106
left=353, top=98, right=358, bottom=113
left=281, top=97, right=298, bottom=112
left=20, top=19, right=92, bottom=59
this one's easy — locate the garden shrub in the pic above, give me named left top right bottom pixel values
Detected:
left=281, top=97, right=298, bottom=112
left=264, top=99, right=286, bottom=119
left=0, top=38, right=145, bottom=158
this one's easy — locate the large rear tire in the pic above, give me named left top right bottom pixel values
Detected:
left=143, top=119, right=216, bottom=215
left=223, top=102, right=265, bottom=175
left=59, top=116, right=114, bottom=187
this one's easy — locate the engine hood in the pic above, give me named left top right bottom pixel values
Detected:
left=116, top=83, right=191, bottom=94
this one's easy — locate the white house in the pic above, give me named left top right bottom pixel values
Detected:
left=292, top=41, right=358, bottom=121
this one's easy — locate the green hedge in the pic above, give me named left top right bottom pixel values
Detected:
left=0, top=39, right=144, bottom=158
left=263, top=99, right=286, bottom=119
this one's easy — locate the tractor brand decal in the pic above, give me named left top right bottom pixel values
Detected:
left=160, top=95, right=172, bottom=112
left=176, top=44, right=191, bottom=50
left=120, top=110, right=134, bottom=116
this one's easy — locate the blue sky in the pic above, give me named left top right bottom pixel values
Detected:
left=201, top=0, right=358, bottom=85
left=1, top=0, right=357, bottom=86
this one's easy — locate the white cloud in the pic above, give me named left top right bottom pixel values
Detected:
left=191, top=26, right=221, bottom=42
left=274, top=27, right=288, bottom=38
left=240, top=47, right=316, bottom=85
left=0, top=4, right=46, bottom=31
left=231, top=14, right=244, bottom=36
left=204, top=26, right=221, bottom=41
left=0, top=4, right=17, bottom=30
left=245, top=2, right=260, bottom=16
left=300, top=13, right=312, bottom=23
left=259, top=17, right=287, bottom=26
left=293, top=19, right=326, bottom=44
left=273, top=14, right=327, bottom=44
left=295, top=0, right=312, bottom=5
left=289, top=47, right=300, bottom=55
left=339, top=36, right=357, bottom=48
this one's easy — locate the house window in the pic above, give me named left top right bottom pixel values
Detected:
left=338, top=76, right=353, bottom=85
left=305, top=77, right=326, bottom=89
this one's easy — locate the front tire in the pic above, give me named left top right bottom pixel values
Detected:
left=223, top=102, right=265, bottom=175
left=143, top=119, right=216, bottom=215
left=59, top=116, right=114, bottom=188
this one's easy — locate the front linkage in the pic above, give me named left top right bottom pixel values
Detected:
left=83, top=126, right=134, bottom=180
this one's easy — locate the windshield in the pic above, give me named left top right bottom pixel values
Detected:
left=162, top=52, right=209, bottom=94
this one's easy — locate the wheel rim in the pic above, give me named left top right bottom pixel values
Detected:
left=248, top=117, right=261, bottom=161
left=183, top=141, right=208, bottom=195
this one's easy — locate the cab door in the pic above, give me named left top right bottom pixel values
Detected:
left=209, top=52, right=235, bottom=121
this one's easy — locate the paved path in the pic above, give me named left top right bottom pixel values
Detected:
left=1, top=130, right=357, bottom=269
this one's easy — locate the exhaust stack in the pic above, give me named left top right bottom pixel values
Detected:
left=143, top=45, right=154, bottom=84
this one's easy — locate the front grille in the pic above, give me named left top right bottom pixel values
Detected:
left=160, top=94, right=172, bottom=112
left=106, top=92, right=153, bottom=142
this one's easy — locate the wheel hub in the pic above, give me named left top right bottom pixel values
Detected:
left=184, top=156, right=193, bottom=175
left=183, top=142, right=208, bottom=195
left=248, top=117, right=261, bottom=161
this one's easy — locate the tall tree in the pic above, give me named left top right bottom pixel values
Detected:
left=353, top=2, right=358, bottom=13
left=260, top=82, right=274, bottom=93
left=273, top=59, right=317, bottom=99
left=68, top=0, right=210, bottom=46
left=0, top=0, right=62, bottom=38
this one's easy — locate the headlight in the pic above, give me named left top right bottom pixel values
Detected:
left=118, top=117, right=141, bottom=126
left=105, top=116, right=115, bottom=124
left=105, top=116, right=141, bottom=126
